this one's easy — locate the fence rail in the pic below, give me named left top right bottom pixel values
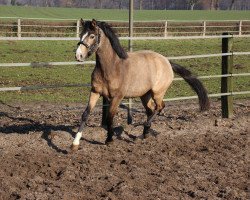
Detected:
left=1, top=73, right=249, bottom=92
left=0, top=17, right=250, bottom=37
left=1, top=34, right=250, bottom=41
left=0, top=34, right=249, bottom=118
left=0, top=52, right=250, bottom=68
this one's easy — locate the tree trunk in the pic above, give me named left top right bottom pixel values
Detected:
left=210, top=0, right=219, bottom=10
left=215, top=0, right=219, bottom=10
left=139, top=0, right=143, bottom=10
left=190, top=3, right=195, bottom=10
left=10, top=0, right=15, bottom=6
left=210, top=0, right=214, bottom=10
left=229, top=0, right=235, bottom=10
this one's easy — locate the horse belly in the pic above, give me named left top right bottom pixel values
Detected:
left=124, top=77, right=152, bottom=98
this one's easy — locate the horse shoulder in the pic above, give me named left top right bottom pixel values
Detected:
left=91, top=67, right=105, bottom=93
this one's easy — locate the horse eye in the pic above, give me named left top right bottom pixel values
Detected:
left=90, top=34, right=95, bottom=39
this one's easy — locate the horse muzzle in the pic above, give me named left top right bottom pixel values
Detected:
left=75, top=54, right=84, bottom=62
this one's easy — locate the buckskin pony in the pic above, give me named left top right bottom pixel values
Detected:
left=72, top=19, right=209, bottom=150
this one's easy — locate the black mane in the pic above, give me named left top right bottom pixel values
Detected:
left=97, top=21, right=128, bottom=59
left=83, top=21, right=128, bottom=59
left=97, top=22, right=128, bottom=59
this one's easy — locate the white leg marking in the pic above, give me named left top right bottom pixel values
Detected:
left=73, top=132, right=82, bottom=146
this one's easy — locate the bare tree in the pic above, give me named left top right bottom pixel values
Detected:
left=210, top=0, right=220, bottom=10
left=229, top=0, right=236, bottom=9
left=95, top=0, right=103, bottom=9
left=188, top=0, right=200, bottom=10
left=0, top=0, right=249, bottom=10
left=139, top=0, right=143, bottom=10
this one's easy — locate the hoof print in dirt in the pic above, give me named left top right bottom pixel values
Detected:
left=214, top=119, right=222, bottom=126
left=187, top=191, right=196, bottom=198
left=149, top=129, right=160, bottom=137
left=70, top=144, right=79, bottom=152
left=48, top=132, right=57, bottom=140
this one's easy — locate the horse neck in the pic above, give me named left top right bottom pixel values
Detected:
left=96, top=35, right=121, bottom=75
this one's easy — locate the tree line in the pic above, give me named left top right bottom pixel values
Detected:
left=1, top=0, right=250, bottom=10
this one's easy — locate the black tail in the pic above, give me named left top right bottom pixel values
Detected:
left=170, top=62, right=210, bottom=111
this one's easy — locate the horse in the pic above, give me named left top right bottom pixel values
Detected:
left=72, top=19, right=209, bottom=151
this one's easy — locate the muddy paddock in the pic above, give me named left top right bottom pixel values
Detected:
left=0, top=99, right=249, bottom=200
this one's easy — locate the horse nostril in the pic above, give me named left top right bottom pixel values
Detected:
left=80, top=54, right=83, bottom=58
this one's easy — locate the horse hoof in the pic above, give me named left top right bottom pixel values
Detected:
left=136, top=134, right=147, bottom=140
left=70, top=144, right=79, bottom=152
left=105, top=138, right=114, bottom=145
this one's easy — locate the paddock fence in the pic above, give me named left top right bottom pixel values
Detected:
left=0, top=17, right=250, bottom=37
left=0, top=33, right=249, bottom=118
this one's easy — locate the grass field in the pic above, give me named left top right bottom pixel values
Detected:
left=0, top=38, right=249, bottom=104
left=0, top=5, right=250, bottom=21
left=0, top=6, right=249, bottom=104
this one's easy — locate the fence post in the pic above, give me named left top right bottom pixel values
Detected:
left=126, top=0, right=133, bottom=125
left=203, top=21, right=206, bottom=36
left=17, top=18, right=21, bottom=38
left=76, top=19, right=80, bottom=38
left=221, top=32, right=233, bottom=118
left=102, top=97, right=109, bottom=127
left=238, top=20, right=242, bottom=36
left=164, top=20, right=168, bottom=37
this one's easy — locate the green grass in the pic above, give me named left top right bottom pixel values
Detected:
left=0, top=38, right=249, bottom=103
left=0, top=5, right=250, bottom=21
left=0, top=6, right=249, bottom=104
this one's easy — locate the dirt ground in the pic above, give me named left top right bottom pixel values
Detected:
left=0, top=99, right=249, bottom=200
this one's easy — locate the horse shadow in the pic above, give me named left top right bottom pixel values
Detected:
left=0, top=101, right=161, bottom=153
left=0, top=110, right=135, bottom=154
left=0, top=111, right=76, bottom=154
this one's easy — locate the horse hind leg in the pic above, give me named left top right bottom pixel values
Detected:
left=140, top=92, right=157, bottom=138
left=143, top=91, right=166, bottom=138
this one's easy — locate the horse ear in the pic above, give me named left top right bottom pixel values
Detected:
left=80, top=18, right=84, bottom=26
left=92, top=19, right=97, bottom=28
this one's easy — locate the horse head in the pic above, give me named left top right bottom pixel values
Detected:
left=75, top=19, right=101, bottom=62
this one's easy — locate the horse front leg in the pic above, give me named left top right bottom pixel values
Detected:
left=105, top=96, right=123, bottom=145
left=71, top=91, right=100, bottom=151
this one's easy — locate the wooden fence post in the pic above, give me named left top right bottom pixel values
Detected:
left=76, top=19, right=80, bottom=38
left=126, top=0, right=133, bottom=125
left=17, top=19, right=21, bottom=38
left=203, top=21, right=206, bottom=36
left=221, top=32, right=233, bottom=118
left=238, top=20, right=242, bottom=36
left=164, top=20, right=168, bottom=37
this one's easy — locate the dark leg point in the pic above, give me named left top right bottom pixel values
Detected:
left=142, top=124, right=151, bottom=138
left=105, top=136, right=114, bottom=145
left=127, top=114, right=133, bottom=125
left=105, top=130, right=114, bottom=145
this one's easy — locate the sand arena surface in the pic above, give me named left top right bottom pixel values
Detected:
left=0, top=100, right=248, bottom=199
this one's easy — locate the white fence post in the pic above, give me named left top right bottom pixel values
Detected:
left=76, top=19, right=80, bottom=38
left=17, top=19, right=21, bottom=38
left=239, top=20, right=242, bottom=36
left=164, top=20, right=168, bottom=37
left=203, top=21, right=206, bottom=36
